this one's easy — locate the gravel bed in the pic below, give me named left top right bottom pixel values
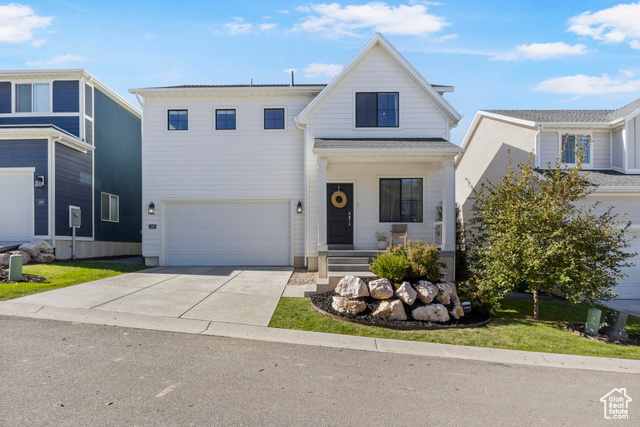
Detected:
left=0, top=267, right=47, bottom=284
left=310, top=291, right=491, bottom=330
left=287, top=268, right=318, bottom=286
left=565, top=323, right=640, bottom=347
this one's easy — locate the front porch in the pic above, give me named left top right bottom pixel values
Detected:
left=309, top=138, right=460, bottom=290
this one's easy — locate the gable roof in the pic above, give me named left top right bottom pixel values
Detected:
left=296, top=33, right=461, bottom=126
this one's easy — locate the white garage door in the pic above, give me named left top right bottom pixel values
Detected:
left=164, top=201, right=291, bottom=266
left=0, top=170, right=33, bottom=242
left=614, top=232, right=640, bottom=299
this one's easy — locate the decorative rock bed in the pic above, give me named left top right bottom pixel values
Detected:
left=0, top=239, right=56, bottom=267
left=310, top=275, right=491, bottom=330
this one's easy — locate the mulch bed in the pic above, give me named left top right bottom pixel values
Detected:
left=565, top=323, right=640, bottom=347
left=310, top=291, right=492, bottom=330
left=0, top=267, right=47, bottom=284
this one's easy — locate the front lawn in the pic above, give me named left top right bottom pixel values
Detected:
left=269, top=297, right=640, bottom=360
left=0, top=261, right=149, bottom=301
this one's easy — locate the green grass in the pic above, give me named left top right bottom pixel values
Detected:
left=1, top=261, right=149, bottom=301
left=269, top=297, right=640, bottom=360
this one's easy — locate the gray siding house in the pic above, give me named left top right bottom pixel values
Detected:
left=0, top=70, right=142, bottom=259
left=456, top=99, right=640, bottom=299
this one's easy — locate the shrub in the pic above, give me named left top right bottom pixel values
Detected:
left=369, top=252, right=409, bottom=284
left=405, top=241, right=442, bottom=282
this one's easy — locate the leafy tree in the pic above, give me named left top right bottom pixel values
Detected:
left=468, top=142, right=636, bottom=319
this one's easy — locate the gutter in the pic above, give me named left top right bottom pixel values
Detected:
left=294, top=117, right=308, bottom=268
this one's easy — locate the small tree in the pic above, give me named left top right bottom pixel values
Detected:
left=468, top=143, right=635, bottom=319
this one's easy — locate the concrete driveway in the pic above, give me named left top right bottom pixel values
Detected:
left=9, top=266, right=292, bottom=327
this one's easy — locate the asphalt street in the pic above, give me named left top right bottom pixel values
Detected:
left=1, top=315, right=637, bottom=426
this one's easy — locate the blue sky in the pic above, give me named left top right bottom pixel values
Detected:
left=1, top=0, right=640, bottom=143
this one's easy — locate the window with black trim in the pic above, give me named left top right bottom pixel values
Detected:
left=379, top=178, right=422, bottom=222
left=356, top=92, right=398, bottom=127
left=16, top=83, right=50, bottom=113
left=264, top=108, right=284, bottom=129
left=216, top=109, right=236, bottom=130
left=101, top=192, right=119, bottom=222
left=168, top=109, right=188, bottom=130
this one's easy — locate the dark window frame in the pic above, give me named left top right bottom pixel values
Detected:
left=379, top=178, right=423, bottom=223
left=264, top=108, right=285, bottom=130
left=216, top=109, right=236, bottom=130
left=167, top=109, right=188, bottom=131
left=101, top=192, right=119, bottom=223
left=356, top=92, right=399, bottom=128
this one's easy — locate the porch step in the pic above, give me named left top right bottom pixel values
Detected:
left=323, top=250, right=383, bottom=258
left=328, top=256, right=370, bottom=265
left=305, top=272, right=379, bottom=296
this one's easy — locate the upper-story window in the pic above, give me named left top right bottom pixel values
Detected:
left=561, top=133, right=591, bottom=165
left=16, top=83, right=50, bottom=113
left=168, top=109, right=188, bottom=130
left=356, top=92, right=399, bottom=127
left=264, top=108, right=285, bottom=129
left=216, top=109, right=236, bottom=130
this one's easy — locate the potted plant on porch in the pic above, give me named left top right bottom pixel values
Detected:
left=375, top=231, right=388, bottom=250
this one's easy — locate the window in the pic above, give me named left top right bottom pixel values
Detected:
left=561, top=133, right=591, bottom=164
left=168, top=109, right=188, bottom=130
left=264, top=108, right=285, bottom=129
left=16, top=83, right=50, bottom=113
left=356, top=92, right=399, bottom=127
left=101, top=192, right=119, bottom=222
left=216, top=109, right=236, bottom=130
left=379, top=178, right=423, bottom=222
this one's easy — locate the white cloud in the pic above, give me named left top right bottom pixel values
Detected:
left=302, top=62, right=343, bottom=78
left=533, top=73, right=640, bottom=95
left=225, top=17, right=252, bottom=35
left=294, top=2, right=449, bottom=37
left=0, top=3, right=52, bottom=43
left=569, top=2, right=640, bottom=48
left=431, top=33, right=457, bottom=43
left=31, top=38, right=45, bottom=47
left=621, top=69, right=635, bottom=78
left=493, top=42, right=589, bottom=61
left=260, top=23, right=277, bottom=30
left=26, top=54, right=88, bottom=67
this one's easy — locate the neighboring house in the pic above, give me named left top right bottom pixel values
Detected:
left=0, top=69, right=142, bottom=259
left=130, top=34, right=462, bottom=281
left=456, top=99, right=640, bottom=299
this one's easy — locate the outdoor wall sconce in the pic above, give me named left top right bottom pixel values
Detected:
left=148, top=202, right=156, bottom=215
left=34, top=176, right=45, bottom=188
left=296, top=201, right=303, bottom=214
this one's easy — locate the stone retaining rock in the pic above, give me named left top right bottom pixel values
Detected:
left=331, top=296, right=367, bottom=315
left=335, top=275, right=369, bottom=298
left=412, top=304, right=450, bottom=322
left=34, top=253, right=56, bottom=263
left=372, top=299, right=407, bottom=320
left=414, top=281, right=438, bottom=304
left=395, top=281, right=417, bottom=306
left=368, top=278, right=394, bottom=300
left=436, top=282, right=456, bottom=305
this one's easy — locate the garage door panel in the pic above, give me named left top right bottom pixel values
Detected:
left=0, top=172, right=33, bottom=241
left=164, top=201, right=290, bottom=266
left=613, top=233, right=640, bottom=299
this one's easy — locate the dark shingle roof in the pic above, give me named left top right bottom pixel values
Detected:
left=314, top=138, right=461, bottom=151
left=536, top=169, right=640, bottom=187
left=485, top=98, right=640, bottom=123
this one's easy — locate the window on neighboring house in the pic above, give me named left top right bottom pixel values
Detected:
left=101, top=192, right=119, bottom=222
left=216, top=109, right=236, bottom=130
left=562, top=133, right=591, bottom=164
left=379, top=178, right=423, bottom=222
left=168, top=109, right=188, bottom=130
left=16, top=83, right=50, bottom=113
left=264, top=108, right=285, bottom=129
left=356, top=92, right=399, bottom=127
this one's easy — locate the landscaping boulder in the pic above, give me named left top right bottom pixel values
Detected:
left=372, top=300, right=407, bottom=320
left=414, top=281, right=438, bottom=304
left=335, top=275, right=369, bottom=298
left=5, top=250, right=31, bottom=265
left=331, top=296, right=367, bottom=315
left=34, top=239, right=54, bottom=254
left=412, top=304, right=450, bottom=322
left=435, top=281, right=457, bottom=305
left=395, top=281, right=417, bottom=306
left=34, top=252, right=56, bottom=263
left=449, top=300, right=464, bottom=320
left=368, top=278, right=394, bottom=300
left=0, top=253, right=10, bottom=267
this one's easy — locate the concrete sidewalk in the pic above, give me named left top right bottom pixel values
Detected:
left=1, top=266, right=639, bottom=374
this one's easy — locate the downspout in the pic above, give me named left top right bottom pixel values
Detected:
left=535, top=124, right=543, bottom=168
left=295, top=117, right=308, bottom=268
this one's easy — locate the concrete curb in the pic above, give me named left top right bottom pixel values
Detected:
left=1, top=300, right=639, bottom=374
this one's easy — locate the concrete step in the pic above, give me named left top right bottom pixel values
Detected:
left=324, top=250, right=383, bottom=258
left=327, top=257, right=370, bottom=265
left=328, top=271, right=377, bottom=288
left=327, top=263, right=370, bottom=272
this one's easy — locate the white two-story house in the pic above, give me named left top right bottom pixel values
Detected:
left=130, top=34, right=462, bottom=282
left=456, top=100, right=640, bottom=299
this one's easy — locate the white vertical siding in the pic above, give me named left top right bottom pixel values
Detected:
left=612, top=128, right=624, bottom=170
left=539, top=130, right=610, bottom=169
left=538, top=131, right=558, bottom=166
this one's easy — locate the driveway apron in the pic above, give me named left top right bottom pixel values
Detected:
left=11, top=266, right=292, bottom=327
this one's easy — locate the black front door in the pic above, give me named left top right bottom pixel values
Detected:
left=327, top=183, right=353, bottom=245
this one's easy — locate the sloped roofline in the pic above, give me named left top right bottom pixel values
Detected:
left=296, top=33, right=462, bottom=125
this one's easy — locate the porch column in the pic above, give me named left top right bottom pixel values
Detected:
left=441, top=159, right=456, bottom=252
left=318, top=158, right=328, bottom=247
